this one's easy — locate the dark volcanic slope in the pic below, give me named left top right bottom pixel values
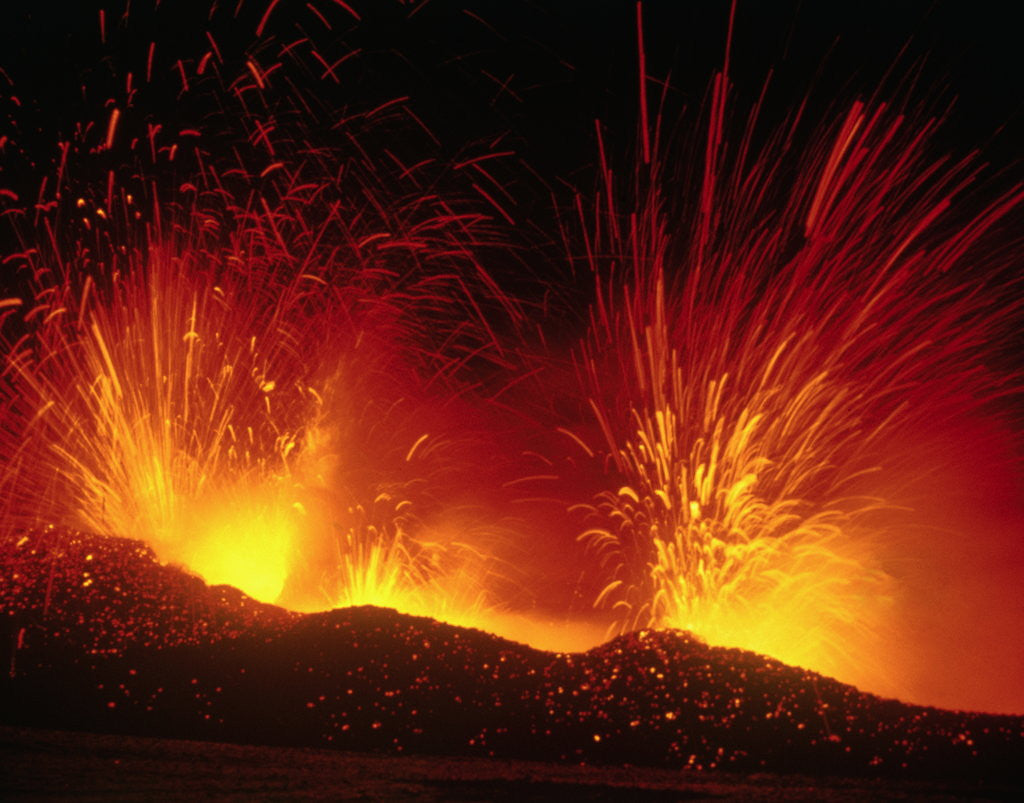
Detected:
left=2, top=528, right=1022, bottom=788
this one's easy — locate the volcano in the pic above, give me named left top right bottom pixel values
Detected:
left=2, top=1, right=1023, bottom=797
left=2, top=527, right=1020, bottom=796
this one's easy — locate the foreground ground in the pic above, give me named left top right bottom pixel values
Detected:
left=3, top=726, right=1017, bottom=801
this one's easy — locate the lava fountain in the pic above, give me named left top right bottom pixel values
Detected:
left=0, top=203, right=510, bottom=624
left=557, top=59, right=1023, bottom=705
left=0, top=0, right=521, bottom=633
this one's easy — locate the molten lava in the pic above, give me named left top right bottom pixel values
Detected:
left=562, top=97, right=1023, bottom=702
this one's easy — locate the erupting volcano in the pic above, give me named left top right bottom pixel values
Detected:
left=2, top=0, right=1022, bottom=796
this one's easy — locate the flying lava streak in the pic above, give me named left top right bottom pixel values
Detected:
left=0, top=0, right=522, bottom=636
left=1, top=1, right=1021, bottom=714
left=565, top=92, right=1022, bottom=702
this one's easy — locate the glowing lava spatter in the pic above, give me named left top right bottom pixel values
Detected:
left=0, top=0, right=520, bottom=630
left=562, top=38, right=1022, bottom=696
left=0, top=208, right=507, bottom=623
left=2, top=241, right=311, bottom=603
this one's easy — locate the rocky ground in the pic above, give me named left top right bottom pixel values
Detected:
left=2, top=528, right=1022, bottom=798
left=4, top=726, right=1013, bottom=801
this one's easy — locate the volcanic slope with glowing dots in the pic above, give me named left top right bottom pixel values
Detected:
left=1, top=526, right=1021, bottom=785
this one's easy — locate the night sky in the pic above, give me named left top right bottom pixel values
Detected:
left=1, top=1, right=1021, bottom=196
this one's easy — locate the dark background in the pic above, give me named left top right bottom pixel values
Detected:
left=0, top=0, right=1020, bottom=190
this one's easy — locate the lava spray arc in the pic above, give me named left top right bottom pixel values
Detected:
left=0, top=194, right=512, bottom=625
left=0, top=0, right=522, bottom=631
left=558, top=5, right=1024, bottom=708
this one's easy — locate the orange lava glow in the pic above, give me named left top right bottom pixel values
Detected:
left=553, top=93, right=1024, bottom=711
left=0, top=171, right=523, bottom=636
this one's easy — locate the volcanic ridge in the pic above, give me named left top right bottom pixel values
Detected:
left=2, top=527, right=1021, bottom=789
